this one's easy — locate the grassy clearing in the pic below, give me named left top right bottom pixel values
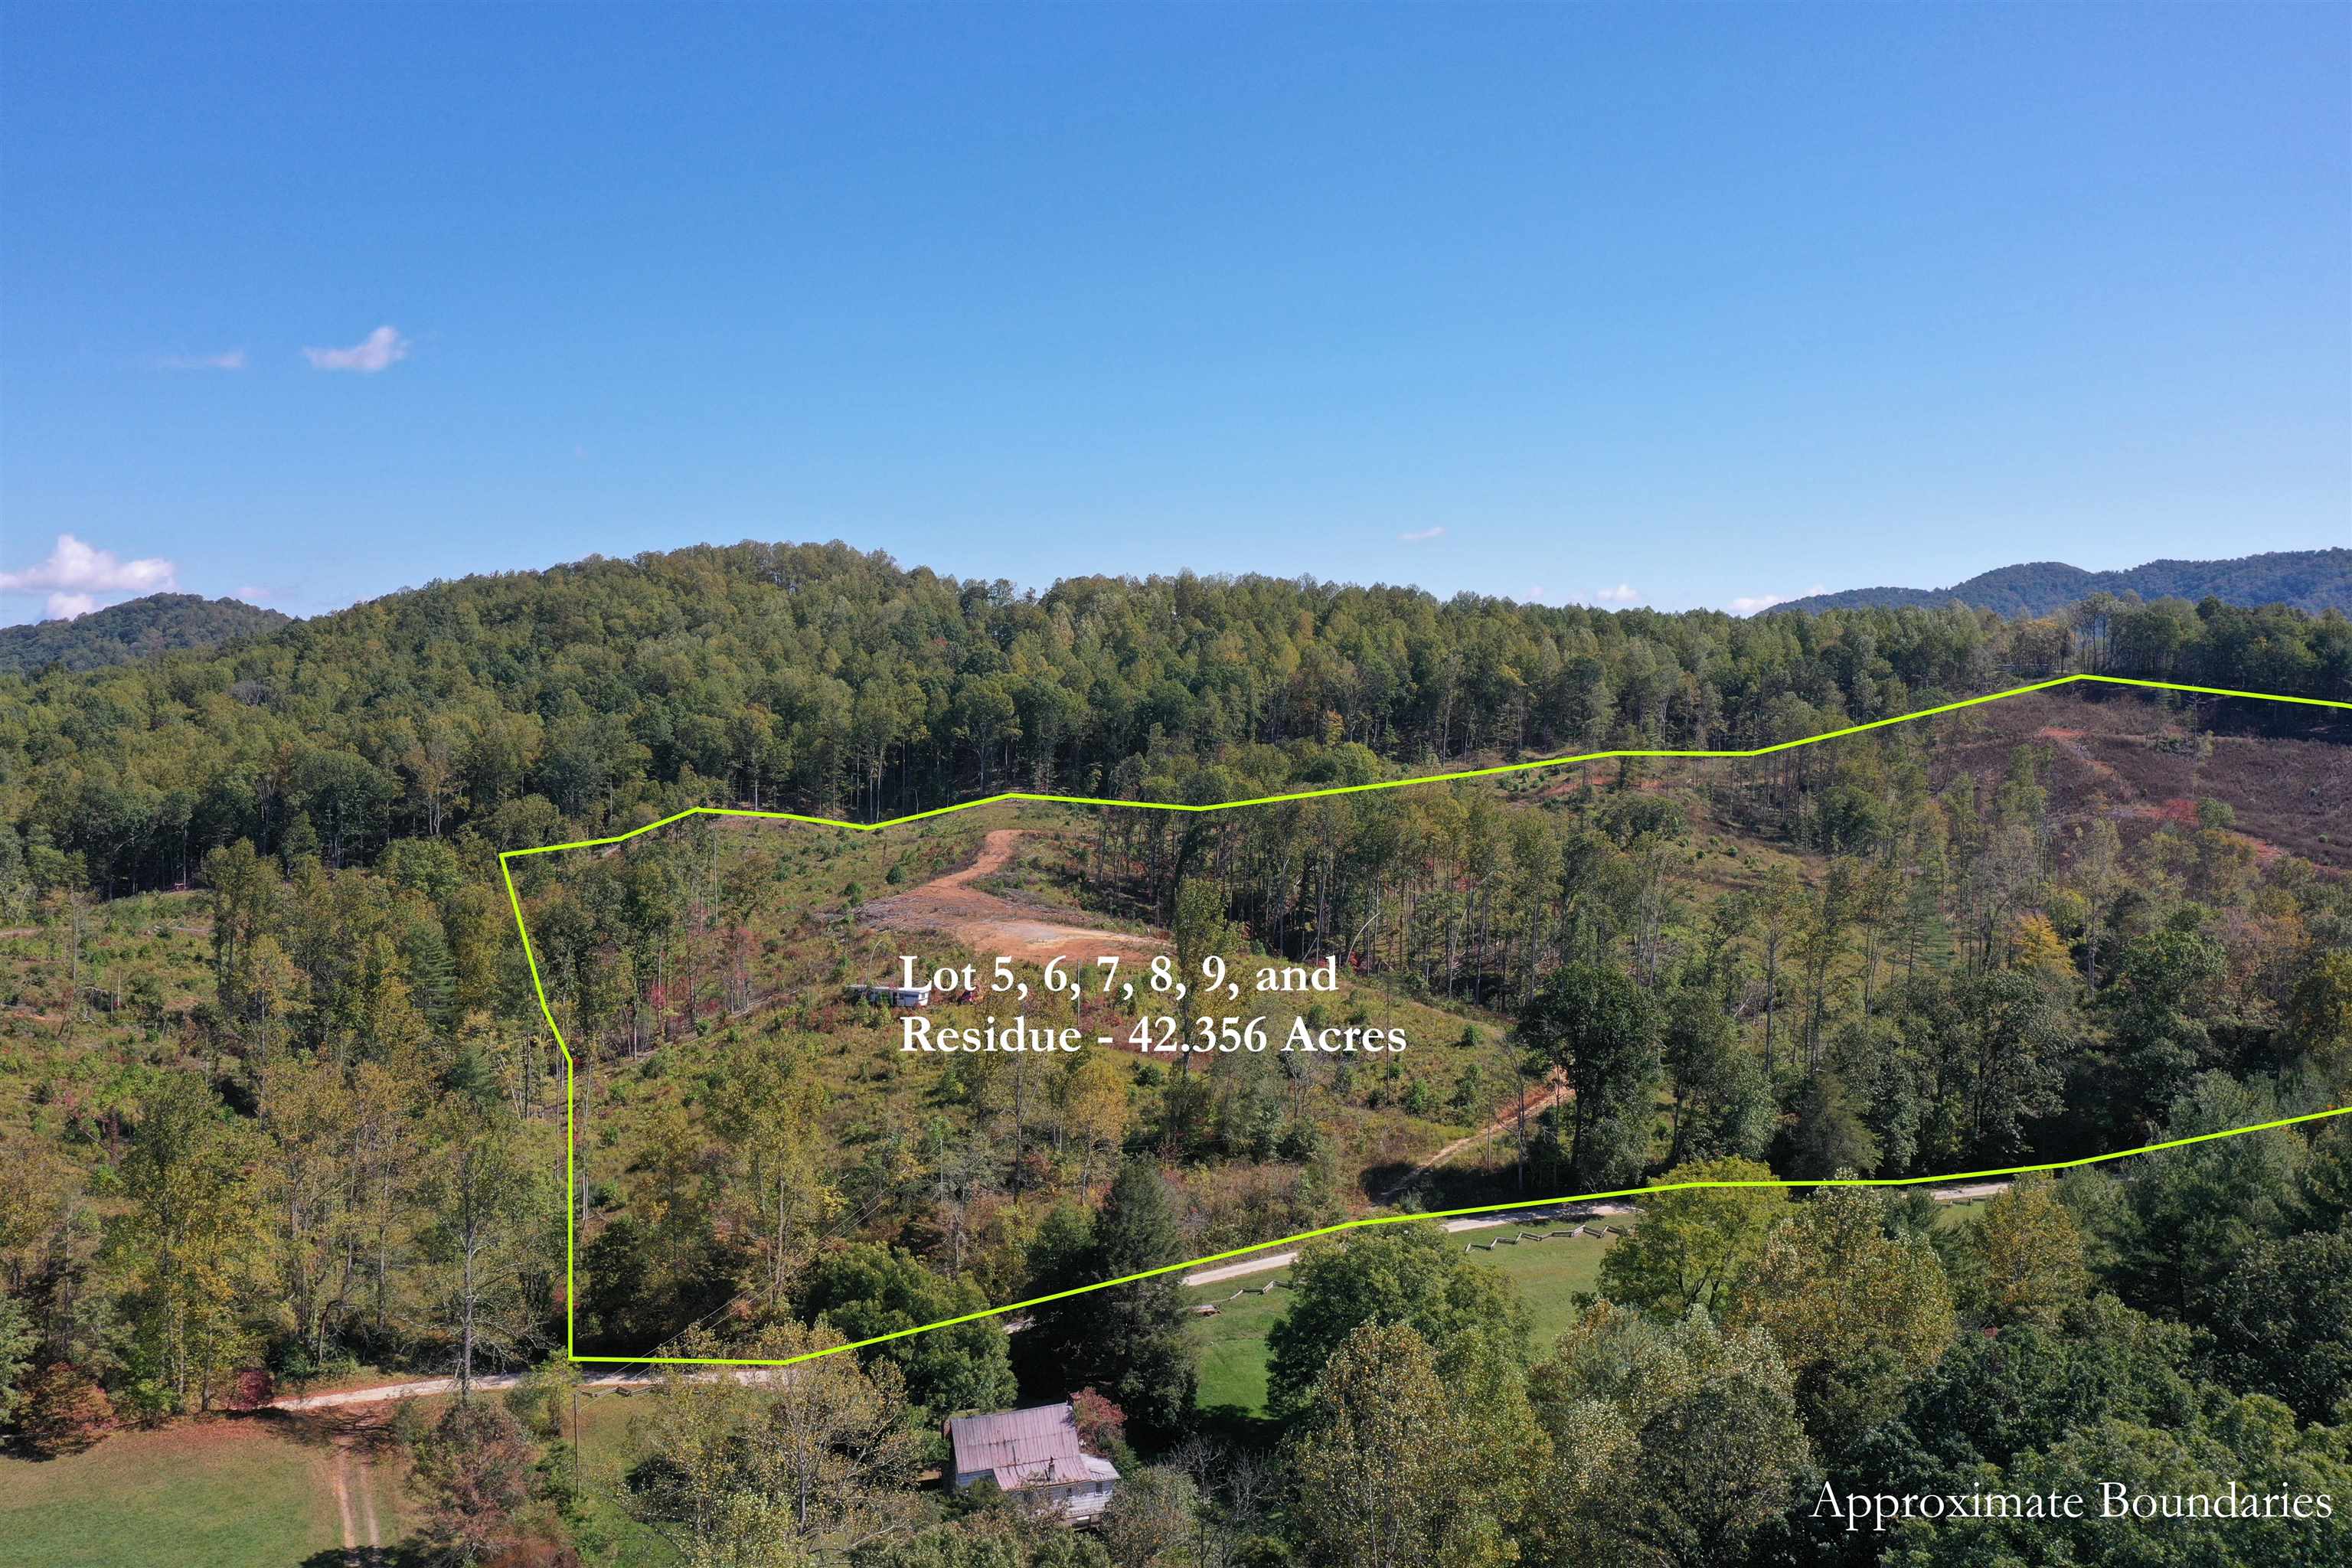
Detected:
left=1184, top=1223, right=1619, bottom=1416
left=567, top=799, right=1544, bottom=1355
left=1471, top=1226, right=1615, bottom=1348
left=1187, top=1285, right=1291, bottom=1414
left=0, top=1390, right=691, bottom=1568
left=0, top=1416, right=341, bottom=1568
left=550, top=1390, right=686, bottom=1566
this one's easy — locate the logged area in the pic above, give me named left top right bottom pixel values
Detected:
left=861, top=828, right=1171, bottom=967
left=1929, top=688, right=2352, bottom=868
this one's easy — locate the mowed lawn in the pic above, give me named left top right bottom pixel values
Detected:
left=0, top=1416, right=345, bottom=1568
left=1481, top=1224, right=1617, bottom=1347
left=1186, top=1223, right=1618, bottom=1416
left=1187, top=1283, right=1292, bottom=1414
left=0, top=1389, right=679, bottom=1568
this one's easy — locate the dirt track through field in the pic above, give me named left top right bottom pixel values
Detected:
left=330, top=1443, right=360, bottom=1566
left=325, top=1430, right=386, bottom=1565
left=859, top=829, right=1168, bottom=966
left=1384, top=1070, right=1573, bottom=1195
left=354, top=1443, right=383, bottom=1560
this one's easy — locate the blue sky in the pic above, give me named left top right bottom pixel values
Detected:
left=3, top=3, right=2347, bottom=624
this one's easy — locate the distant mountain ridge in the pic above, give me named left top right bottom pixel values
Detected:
left=0, top=593, right=292, bottom=675
left=1772, top=549, right=2350, bottom=618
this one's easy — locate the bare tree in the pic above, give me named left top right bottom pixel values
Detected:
left=420, top=1103, right=538, bottom=1402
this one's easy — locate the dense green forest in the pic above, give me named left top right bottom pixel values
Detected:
left=1775, top=547, right=2352, bottom=618
left=0, top=593, right=289, bottom=677
left=2, top=541, right=2349, bottom=1566
left=2, top=541, right=2346, bottom=900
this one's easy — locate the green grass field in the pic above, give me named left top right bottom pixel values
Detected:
left=0, top=1387, right=701, bottom=1568
left=1185, top=1222, right=1618, bottom=1416
left=1187, top=1283, right=1292, bottom=1414
left=1475, top=1225, right=1615, bottom=1346
left=0, top=1416, right=348, bottom=1568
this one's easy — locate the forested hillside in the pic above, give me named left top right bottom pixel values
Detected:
left=2, top=539, right=2345, bottom=901
left=1775, top=547, right=2352, bottom=617
left=3, top=541, right=2350, bottom=1566
left=0, top=593, right=289, bottom=677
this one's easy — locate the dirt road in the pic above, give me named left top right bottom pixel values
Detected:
left=279, top=1372, right=527, bottom=1410
left=1180, top=1201, right=1638, bottom=1287
left=1182, top=1177, right=2012, bottom=1289
left=860, top=829, right=1167, bottom=967
left=1382, top=1070, right=1573, bottom=1197
left=279, top=1176, right=2010, bottom=1410
left=273, top=1366, right=787, bottom=1412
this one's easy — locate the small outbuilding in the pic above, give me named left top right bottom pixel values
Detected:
left=944, top=1402, right=1120, bottom=1525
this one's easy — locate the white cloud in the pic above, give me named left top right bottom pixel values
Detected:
left=1590, top=583, right=1639, bottom=605
left=302, top=325, right=410, bottom=373
left=1727, top=583, right=1827, bottom=616
left=2, top=534, right=178, bottom=619
left=160, top=348, right=247, bottom=371
left=1398, top=526, right=1446, bottom=543
left=234, top=585, right=271, bottom=604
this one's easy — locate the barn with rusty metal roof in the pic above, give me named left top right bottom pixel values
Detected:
left=944, top=1402, right=1121, bottom=1524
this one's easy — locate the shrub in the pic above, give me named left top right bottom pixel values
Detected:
left=1070, top=1387, right=1125, bottom=1455
left=410, top=1399, right=534, bottom=1564
left=21, top=1364, right=115, bottom=1455
left=229, top=1366, right=276, bottom=1411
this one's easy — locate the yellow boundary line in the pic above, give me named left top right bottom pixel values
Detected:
left=495, top=671, right=2350, bottom=1370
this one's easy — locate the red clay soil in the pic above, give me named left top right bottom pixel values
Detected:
left=1518, top=691, right=2348, bottom=869
left=1925, top=690, right=2352, bottom=871
left=858, top=829, right=1169, bottom=967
